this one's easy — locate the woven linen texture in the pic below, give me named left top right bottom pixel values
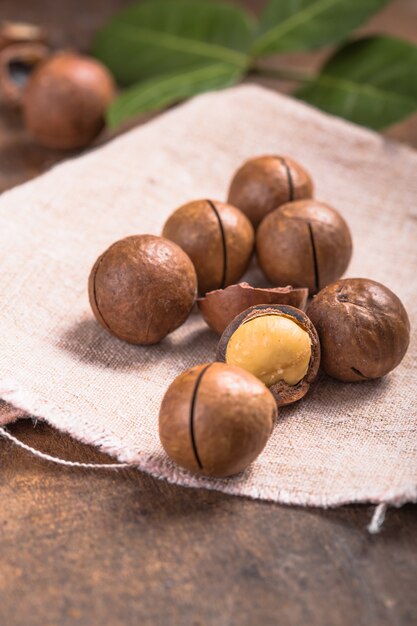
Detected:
left=0, top=85, right=416, bottom=506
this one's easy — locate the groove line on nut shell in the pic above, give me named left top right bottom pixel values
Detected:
left=277, top=157, right=294, bottom=202
left=189, top=364, right=212, bottom=469
left=92, top=259, right=112, bottom=332
left=307, top=222, right=319, bottom=293
left=207, top=199, right=228, bottom=289
left=351, top=367, right=369, bottom=379
left=91, top=239, right=124, bottom=333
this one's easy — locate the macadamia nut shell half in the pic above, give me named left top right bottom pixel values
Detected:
left=198, top=282, right=308, bottom=335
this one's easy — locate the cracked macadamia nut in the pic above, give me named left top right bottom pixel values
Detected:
left=162, top=199, right=254, bottom=295
left=23, top=52, right=115, bottom=149
left=256, top=199, right=352, bottom=295
left=227, top=155, right=314, bottom=227
left=88, top=235, right=197, bottom=345
left=307, top=278, right=410, bottom=382
left=217, top=305, right=320, bottom=406
left=197, top=282, right=308, bottom=335
left=0, top=42, right=49, bottom=107
left=159, top=362, right=276, bottom=477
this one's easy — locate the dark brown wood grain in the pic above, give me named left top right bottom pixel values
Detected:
left=0, top=1, right=416, bottom=625
left=1, top=420, right=416, bottom=626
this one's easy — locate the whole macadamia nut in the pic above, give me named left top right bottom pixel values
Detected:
left=23, top=52, right=115, bottom=149
left=162, top=199, right=254, bottom=295
left=256, top=199, right=352, bottom=294
left=228, top=155, right=314, bottom=227
left=217, top=304, right=320, bottom=406
left=307, top=278, right=410, bottom=382
left=88, top=235, right=197, bottom=345
left=159, top=362, right=276, bottom=477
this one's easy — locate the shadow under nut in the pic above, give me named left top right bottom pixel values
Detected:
left=88, top=234, right=197, bottom=345
left=162, top=199, right=254, bottom=295
left=256, top=200, right=352, bottom=294
left=307, top=278, right=410, bottom=381
left=159, top=362, right=277, bottom=477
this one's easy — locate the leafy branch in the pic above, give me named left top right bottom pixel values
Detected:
left=92, top=0, right=417, bottom=131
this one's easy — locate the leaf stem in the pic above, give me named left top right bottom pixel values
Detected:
left=250, top=64, right=315, bottom=83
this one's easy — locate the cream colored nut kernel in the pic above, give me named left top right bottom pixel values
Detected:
left=225, top=314, right=312, bottom=387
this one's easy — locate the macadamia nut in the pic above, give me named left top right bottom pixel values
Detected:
left=159, top=362, right=277, bottom=477
left=217, top=305, right=320, bottom=406
left=162, top=199, right=254, bottom=295
left=23, top=52, right=115, bottom=149
left=225, top=315, right=312, bottom=386
left=307, top=278, right=410, bottom=381
left=228, top=155, right=314, bottom=228
left=88, top=234, right=197, bottom=345
left=256, top=199, right=352, bottom=294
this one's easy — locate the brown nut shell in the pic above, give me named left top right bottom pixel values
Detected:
left=197, top=282, right=309, bottom=335
left=88, top=235, right=197, bottom=345
left=0, top=21, right=47, bottom=52
left=159, top=362, right=277, bottom=477
left=256, top=199, right=352, bottom=295
left=227, top=155, right=314, bottom=228
left=162, top=199, right=254, bottom=295
left=23, top=52, right=115, bottom=149
left=0, top=42, right=49, bottom=107
left=307, top=278, right=410, bottom=382
left=217, top=304, right=320, bottom=406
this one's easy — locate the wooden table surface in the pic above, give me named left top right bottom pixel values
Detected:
left=0, top=1, right=416, bottom=625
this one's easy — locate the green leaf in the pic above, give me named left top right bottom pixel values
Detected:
left=252, top=0, right=388, bottom=57
left=93, top=0, right=254, bottom=86
left=107, top=62, right=243, bottom=128
left=295, top=36, right=417, bottom=129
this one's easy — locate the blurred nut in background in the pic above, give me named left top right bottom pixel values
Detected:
left=198, top=282, right=308, bottom=335
left=23, top=52, right=115, bottom=149
left=159, top=362, right=276, bottom=477
left=228, top=155, right=314, bottom=228
left=162, top=199, right=254, bottom=295
left=88, top=234, right=197, bottom=345
left=256, top=199, right=352, bottom=294
left=0, top=21, right=47, bottom=51
left=217, top=304, right=320, bottom=406
left=0, top=42, right=49, bottom=107
left=307, top=278, right=410, bottom=382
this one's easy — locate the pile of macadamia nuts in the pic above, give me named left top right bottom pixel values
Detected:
left=89, top=154, right=410, bottom=479
left=0, top=21, right=115, bottom=149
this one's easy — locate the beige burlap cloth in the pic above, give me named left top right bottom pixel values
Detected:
left=0, top=85, right=416, bottom=507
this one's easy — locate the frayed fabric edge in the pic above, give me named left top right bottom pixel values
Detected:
left=0, top=381, right=416, bottom=524
left=0, top=424, right=406, bottom=535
